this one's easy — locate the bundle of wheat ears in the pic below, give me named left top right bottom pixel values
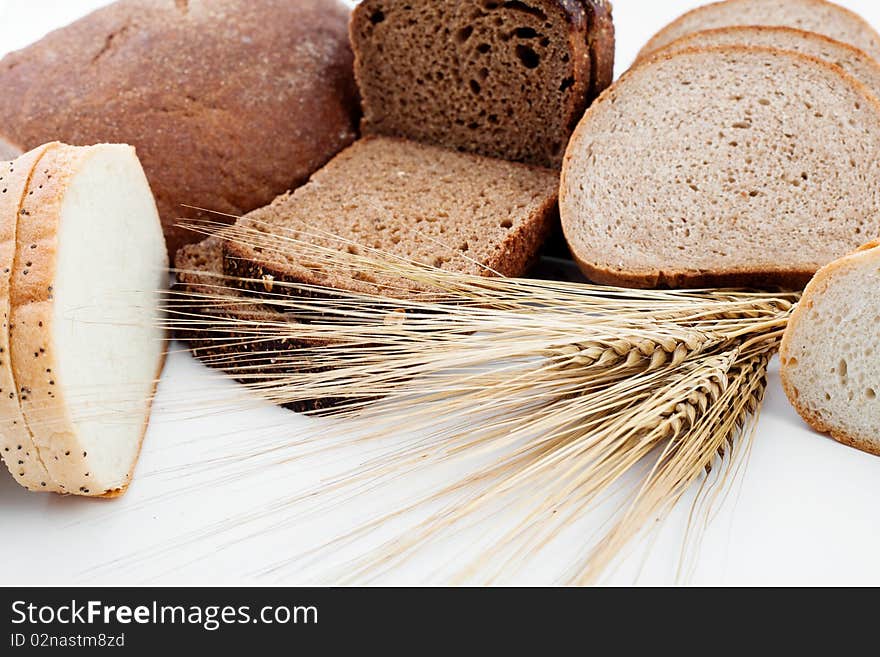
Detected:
left=165, top=219, right=799, bottom=584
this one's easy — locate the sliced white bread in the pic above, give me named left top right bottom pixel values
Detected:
left=649, top=26, right=880, bottom=99
left=560, top=46, right=880, bottom=289
left=637, top=0, right=880, bottom=62
left=9, top=143, right=167, bottom=497
left=0, top=145, right=61, bottom=492
left=781, top=240, right=880, bottom=456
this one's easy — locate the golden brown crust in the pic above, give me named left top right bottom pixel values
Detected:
left=780, top=241, right=880, bottom=457
left=0, top=144, right=61, bottom=493
left=0, top=0, right=359, bottom=257
left=636, top=0, right=880, bottom=62
left=561, top=45, right=880, bottom=290
left=9, top=144, right=87, bottom=495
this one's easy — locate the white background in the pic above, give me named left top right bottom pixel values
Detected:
left=0, top=0, right=878, bottom=586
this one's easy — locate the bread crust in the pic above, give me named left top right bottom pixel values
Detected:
left=780, top=240, right=880, bottom=457
left=10, top=144, right=166, bottom=497
left=645, top=25, right=880, bottom=74
left=0, top=144, right=62, bottom=493
left=0, top=0, right=360, bottom=257
left=636, top=0, right=880, bottom=62
left=561, top=45, right=880, bottom=289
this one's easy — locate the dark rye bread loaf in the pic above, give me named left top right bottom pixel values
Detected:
left=223, top=137, right=560, bottom=297
left=175, top=238, right=339, bottom=413
left=351, top=0, right=615, bottom=169
left=560, top=46, right=880, bottom=289
left=0, top=0, right=359, bottom=257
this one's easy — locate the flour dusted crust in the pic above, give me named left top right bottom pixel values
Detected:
left=0, top=0, right=359, bottom=256
left=0, top=144, right=61, bottom=492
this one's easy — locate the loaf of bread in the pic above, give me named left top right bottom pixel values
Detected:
left=8, top=143, right=167, bottom=496
left=0, top=0, right=359, bottom=257
left=0, top=145, right=61, bottom=493
left=560, top=46, right=880, bottom=288
left=350, top=0, right=615, bottom=168
left=637, top=0, right=880, bottom=62
left=223, top=137, right=560, bottom=296
left=649, top=26, right=880, bottom=99
left=781, top=240, right=880, bottom=457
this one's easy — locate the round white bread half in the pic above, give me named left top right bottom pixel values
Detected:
left=781, top=240, right=880, bottom=457
left=0, top=144, right=62, bottom=492
left=9, top=143, right=168, bottom=497
left=560, top=46, right=880, bottom=289
left=637, top=0, right=880, bottom=62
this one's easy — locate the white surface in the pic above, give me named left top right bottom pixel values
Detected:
left=0, top=0, right=878, bottom=586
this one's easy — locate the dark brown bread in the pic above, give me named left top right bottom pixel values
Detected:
left=175, top=238, right=341, bottom=413
left=222, top=137, right=560, bottom=297
left=0, top=0, right=360, bottom=257
left=350, top=0, right=615, bottom=169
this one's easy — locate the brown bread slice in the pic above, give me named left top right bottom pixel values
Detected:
left=0, top=0, right=359, bottom=257
left=637, top=0, right=880, bottom=62
left=175, top=237, right=341, bottom=414
left=560, top=46, right=880, bottom=289
left=223, top=136, right=559, bottom=296
left=780, top=240, right=880, bottom=457
left=350, top=0, right=615, bottom=169
left=649, top=27, right=880, bottom=100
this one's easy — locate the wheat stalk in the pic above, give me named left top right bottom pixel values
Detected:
left=156, top=220, right=797, bottom=583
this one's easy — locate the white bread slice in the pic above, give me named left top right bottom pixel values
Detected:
left=637, top=0, right=880, bottom=62
left=781, top=240, right=880, bottom=456
left=649, top=26, right=880, bottom=100
left=0, top=145, right=62, bottom=492
left=10, top=143, right=167, bottom=497
left=560, top=46, right=880, bottom=289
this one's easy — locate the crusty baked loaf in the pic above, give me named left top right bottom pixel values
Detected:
left=223, top=137, right=559, bottom=297
left=560, top=46, right=880, bottom=289
left=350, top=0, right=615, bottom=168
left=0, top=145, right=61, bottom=493
left=0, top=0, right=359, bottom=257
left=649, top=27, right=880, bottom=99
left=10, top=143, right=167, bottom=497
left=637, top=0, right=880, bottom=62
left=175, top=237, right=341, bottom=414
left=780, top=240, right=880, bottom=457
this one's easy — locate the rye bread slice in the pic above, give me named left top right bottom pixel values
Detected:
left=0, top=144, right=61, bottom=493
left=637, top=0, right=880, bottom=62
left=223, top=136, right=559, bottom=297
left=780, top=240, right=880, bottom=457
left=10, top=143, right=167, bottom=497
left=649, top=27, right=880, bottom=100
left=560, top=46, right=880, bottom=289
left=350, top=0, right=615, bottom=169
left=175, top=237, right=343, bottom=414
